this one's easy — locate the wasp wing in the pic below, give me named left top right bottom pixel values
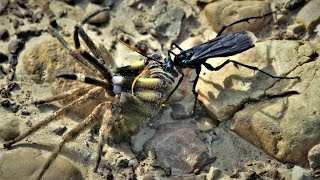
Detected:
left=186, top=31, right=257, bottom=61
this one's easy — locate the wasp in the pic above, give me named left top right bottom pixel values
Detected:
left=159, top=10, right=300, bottom=113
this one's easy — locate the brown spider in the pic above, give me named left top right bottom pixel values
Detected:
left=4, top=7, right=175, bottom=180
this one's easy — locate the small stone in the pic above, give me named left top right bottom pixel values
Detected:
left=308, top=144, right=320, bottom=178
left=288, top=23, right=306, bottom=36
left=0, top=0, right=9, bottom=14
left=21, top=110, right=31, bottom=116
left=0, top=52, right=8, bottom=62
left=196, top=117, right=215, bottom=132
left=63, top=0, right=75, bottom=4
left=89, top=0, right=104, bottom=4
left=206, top=166, right=222, bottom=180
left=0, top=148, right=82, bottom=179
left=148, top=123, right=215, bottom=173
left=53, top=126, right=67, bottom=136
left=284, top=0, right=306, bottom=10
left=85, top=3, right=110, bottom=24
left=0, top=116, right=20, bottom=141
left=195, top=0, right=215, bottom=4
left=16, top=0, right=28, bottom=8
left=291, top=166, right=312, bottom=180
left=0, top=28, right=9, bottom=40
left=296, top=0, right=320, bottom=33
left=8, top=39, right=24, bottom=54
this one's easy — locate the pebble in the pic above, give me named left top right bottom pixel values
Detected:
left=296, top=0, right=320, bottom=33
left=89, top=0, right=104, bottom=4
left=287, top=23, right=306, bottom=36
left=0, top=148, right=82, bottom=179
left=196, top=117, right=215, bottom=132
left=284, top=0, right=306, bottom=10
left=8, top=39, right=24, bottom=54
left=53, top=126, right=67, bottom=136
left=63, top=0, right=75, bottom=4
left=291, top=166, right=313, bottom=180
left=206, top=166, right=222, bottom=180
left=0, top=28, right=9, bottom=40
left=0, top=0, right=9, bottom=14
left=0, top=116, right=20, bottom=141
left=0, top=52, right=8, bottom=63
left=85, top=3, right=110, bottom=24
left=308, top=144, right=320, bottom=178
left=147, top=123, right=216, bottom=173
left=16, top=0, right=28, bottom=8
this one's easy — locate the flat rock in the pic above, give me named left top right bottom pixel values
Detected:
left=204, top=1, right=272, bottom=34
left=0, top=113, right=20, bottom=141
left=0, top=148, right=82, bottom=180
left=147, top=123, right=214, bottom=174
left=225, top=41, right=320, bottom=163
left=198, top=40, right=306, bottom=121
left=0, top=0, right=9, bottom=14
left=296, top=0, right=320, bottom=33
left=308, top=144, right=320, bottom=178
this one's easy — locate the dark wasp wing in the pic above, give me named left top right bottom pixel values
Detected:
left=185, top=31, right=257, bottom=62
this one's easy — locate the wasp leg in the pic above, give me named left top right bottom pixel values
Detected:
left=191, top=66, right=201, bottom=115
left=216, top=10, right=278, bottom=37
left=202, top=60, right=300, bottom=79
left=3, top=87, right=105, bottom=149
left=171, top=42, right=184, bottom=51
left=164, top=68, right=184, bottom=103
left=94, top=104, right=119, bottom=172
left=32, top=87, right=91, bottom=105
left=36, top=102, right=108, bottom=180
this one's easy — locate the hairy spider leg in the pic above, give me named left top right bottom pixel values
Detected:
left=36, top=102, right=110, bottom=180
left=94, top=105, right=120, bottom=172
left=32, top=86, right=91, bottom=105
left=3, top=87, right=105, bottom=149
left=73, top=7, right=113, bottom=82
left=50, top=28, right=114, bottom=96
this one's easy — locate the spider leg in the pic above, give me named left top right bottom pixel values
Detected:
left=32, top=87, right=91, bottom=105
left=73, top=7, right=112, bottom=79
left=56, top=72, right=112, bottom=90
left=50, top=28, right=114, bottom=96
left=94, top=104, right=119, bottom=172
left=36, top=102, right=109, bottom=180
left=171, top=42, right=183, bottom=51
left=3, top=87, right=105, bottom=149
left=216, top=10, right=278, bottom=37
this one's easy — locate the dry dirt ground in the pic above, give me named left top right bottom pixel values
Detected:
left=0, top=0, right=319, bottom=180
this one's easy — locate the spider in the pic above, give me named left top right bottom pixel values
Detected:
left=3, top=7, right=175, bottom=180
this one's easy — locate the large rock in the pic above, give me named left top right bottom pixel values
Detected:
left=0, top=148, right=82, bottom=180
left=198, top=40, right=304, bottom=121
left=296, top=0, right=320, bottom=33
left=229, top=41, right=319, bottom=163
left=204, top=1, right=272, bottom=34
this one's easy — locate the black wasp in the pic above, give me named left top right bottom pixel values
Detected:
left=159, top=10, right=300, bottom=114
